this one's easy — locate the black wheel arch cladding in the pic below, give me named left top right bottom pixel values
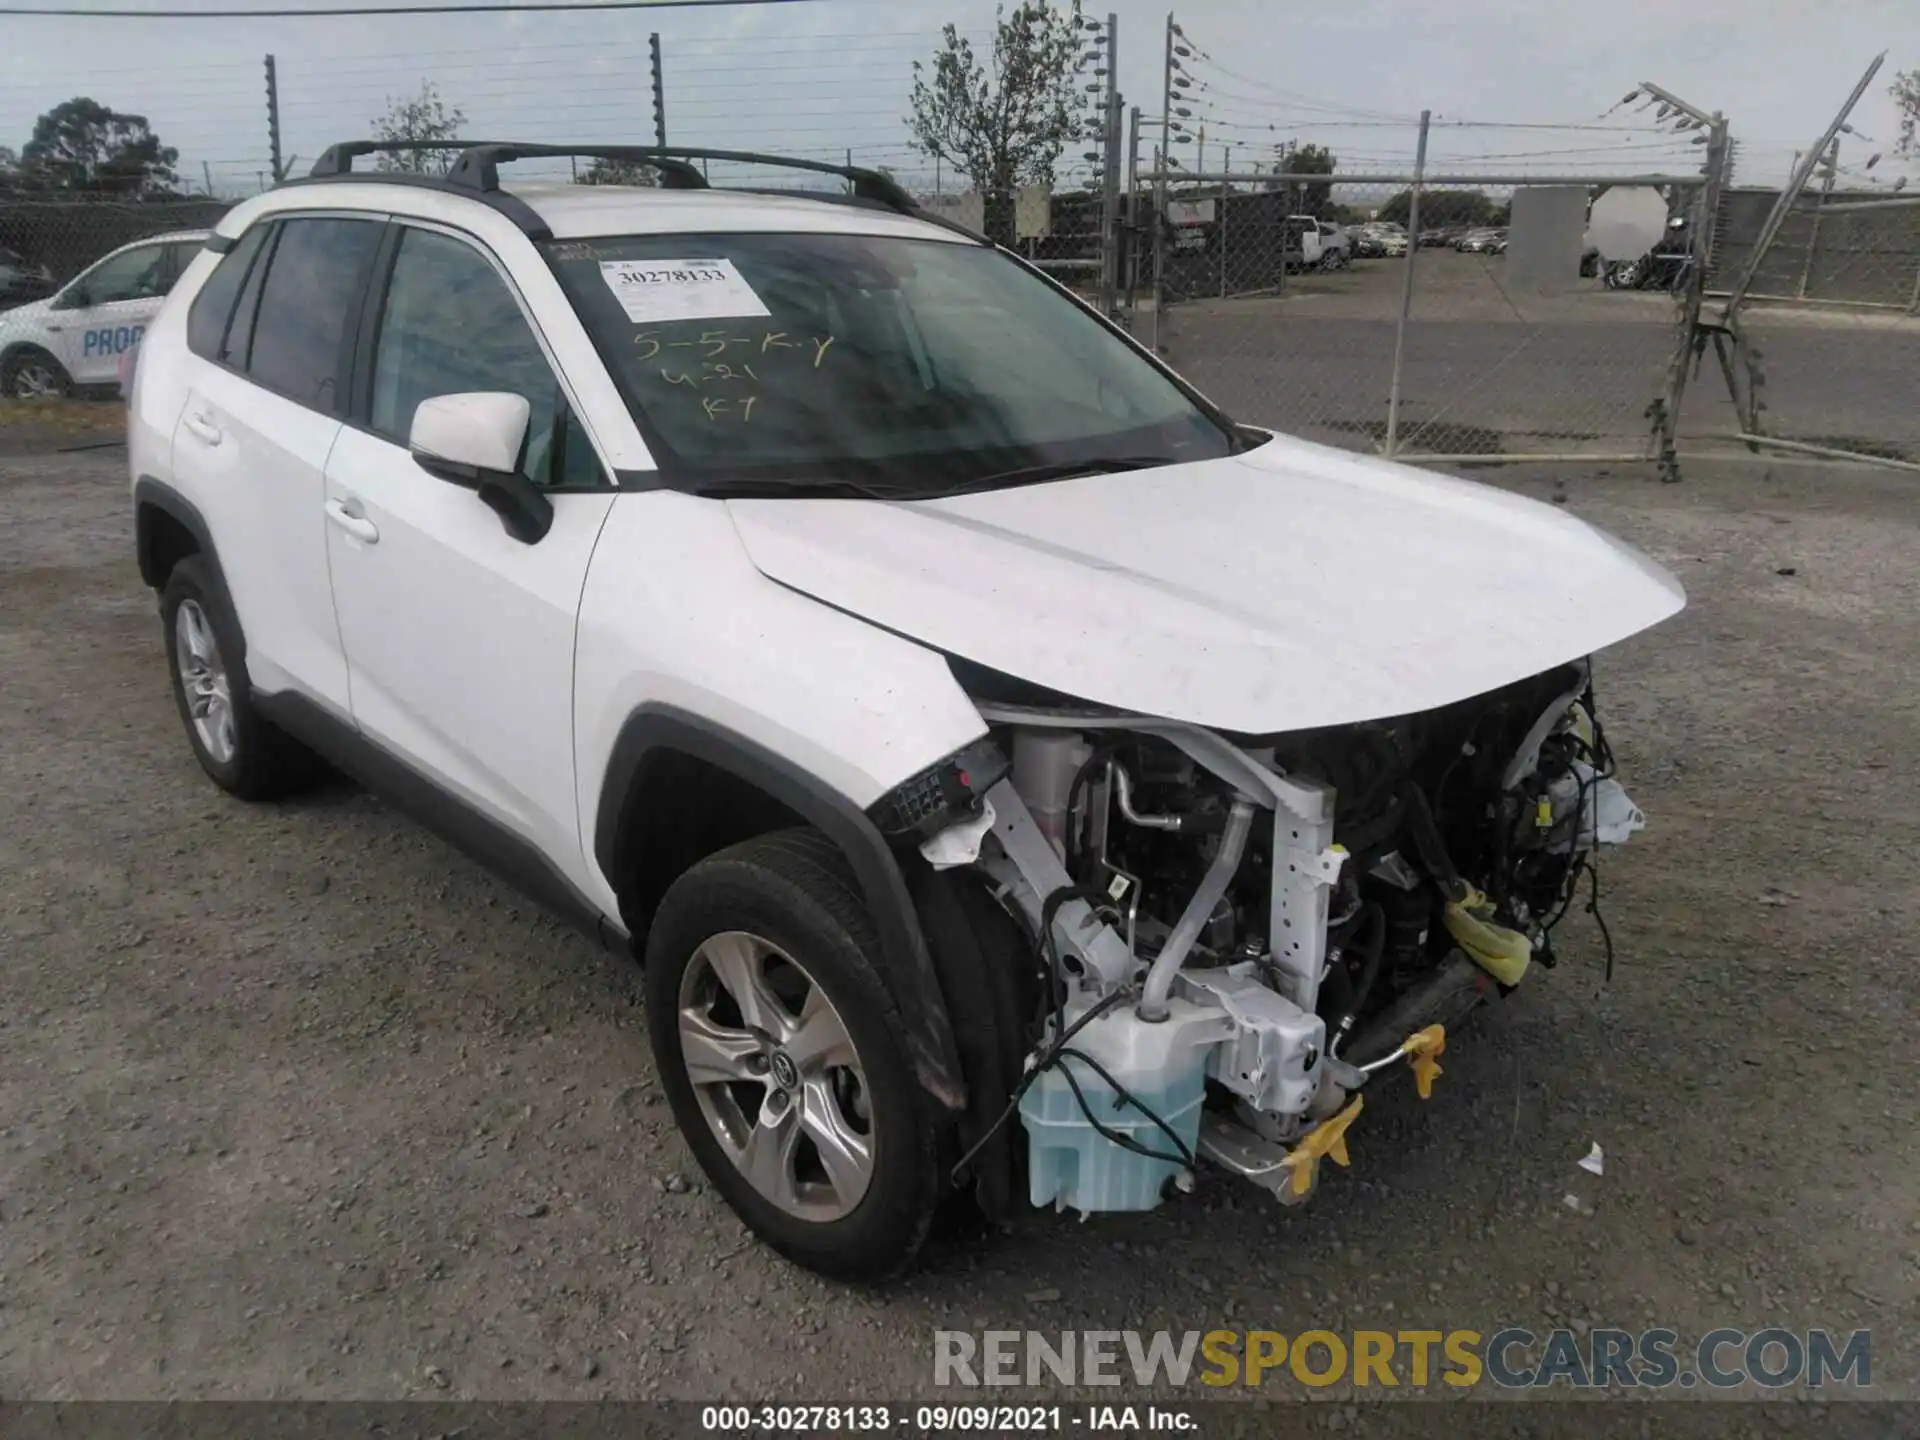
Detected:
left=594, top=705, right=970, bottom=1114
left=134, top=476, right=230, bottom=618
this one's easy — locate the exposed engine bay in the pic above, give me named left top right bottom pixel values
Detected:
left=921, top=659, right=1644, bottom=1212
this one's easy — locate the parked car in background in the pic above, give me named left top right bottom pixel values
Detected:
left=1418, top=226, right=1466, bottom=248
left=1455, top=228, right=1507, bottom=254
left=0, top=230, right=207, bottom=398
left=1314, top=220, right=1351, bottom=269
left=1353, top=223, right=1407, bottom=258
left=0, top=246, right=57, bottom=311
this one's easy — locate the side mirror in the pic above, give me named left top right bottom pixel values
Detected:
left=408, top=392, right=553, bottom=545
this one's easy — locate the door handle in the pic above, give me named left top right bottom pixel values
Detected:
left=181, top=411, right=222, bottom=446
left=324, top=497, right=380, bottom=544
left=44, top=324, right=62, bottom=333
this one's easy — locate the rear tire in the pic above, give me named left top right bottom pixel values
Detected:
left=644, top=829, right=947, bottom=1282
left=160, top=557, right=327, bottom=800
left=2, top=346, right=72, bottom=400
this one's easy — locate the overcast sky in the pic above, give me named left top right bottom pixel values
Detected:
left=0, top=0, right=1914, bottom=197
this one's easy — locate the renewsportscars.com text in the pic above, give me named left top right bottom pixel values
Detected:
left=933, top=1327, right=1871, bottom=1391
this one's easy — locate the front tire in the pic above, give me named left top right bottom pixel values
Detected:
left=644, top=830, right=945, bottom=1282
left=2, top=346, right=73, bottom=400
left=160, top=557, right=326, bottom=800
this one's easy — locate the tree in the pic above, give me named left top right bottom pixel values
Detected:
left=1894, top=69, right=1919, bottom=158
left=17, top=98, right=179, bottom=194
left=1271, top=143, right=1336, bottom=216
left=908, top=1, right=1088, bottom=237
left=372, top=81, right=467, bottom=175
left=0, top=145, right=16, bottom=188
left=575, top=155, right=659, bottom=187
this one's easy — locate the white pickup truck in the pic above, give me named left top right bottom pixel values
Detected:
left=1283, top=216, right=1325, bottom=272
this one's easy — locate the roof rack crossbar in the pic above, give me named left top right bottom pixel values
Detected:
left=308, top=140, right=921, bottom=216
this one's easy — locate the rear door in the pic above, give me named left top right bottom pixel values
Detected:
left=321, top=221, right=615, bottom=874
left=172, top=214, right=386, bottom=711
left=43, top=239, right=176, bottom=385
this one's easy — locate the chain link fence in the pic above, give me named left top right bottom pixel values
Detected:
left=0, top=196, right=233, bottom=298
left=1129, top=171, right=1710, bottom=466
left=1701, top=189, right=1920, bottom=468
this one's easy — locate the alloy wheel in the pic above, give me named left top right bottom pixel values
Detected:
left=10, top=360, right=64, bottom=399
left=175, top=598, right=236, bottom=764
left=677, top=930, right=874, bottom=1221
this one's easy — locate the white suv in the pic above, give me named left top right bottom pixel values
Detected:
left=1, top=230, right=207, bottom=397
left=130, top=143, right=1684, bottom=1281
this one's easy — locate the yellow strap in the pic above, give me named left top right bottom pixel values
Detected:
left=1402, top=1024, right=1447, bottom=1100
left=1280, top=1096, right=1364, bottom=1196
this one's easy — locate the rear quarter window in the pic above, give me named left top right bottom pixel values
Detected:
left=187, top=227, right=270, bottom=363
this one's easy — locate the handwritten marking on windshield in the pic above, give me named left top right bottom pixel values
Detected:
left=810, top=335, right=834, bottom=368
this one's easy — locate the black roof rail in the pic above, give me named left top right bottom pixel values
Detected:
left=294, top=139, right=981, bottom=243
left=310, top=140, right=919, bottom=215
left=309, top=139, right=497, bottom=177
left=445, top=144, right=920, bottom=215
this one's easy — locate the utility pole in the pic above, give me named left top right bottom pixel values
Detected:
left=649, top=32, right=666, bottom=146
left=1125, top=104, right=1142, bottom=316
left=1150, top=11, right=1174, bottom=351
left=1102, top=13, right=1122, bottom=314
left=264, top=54, right=283, bottom=183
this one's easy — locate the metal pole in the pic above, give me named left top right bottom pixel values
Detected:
left=1219, top=183, right=1227, bottom=298
left=264, top=54, right=283, bottom=182
left=1384, top=109, right=1430, bottom=459
left=1795, top=137, right=1838, bottom=300
left=1909, top=252, right=1920, bottom=316
left=1098, top=10, right=1121, bottom=316
left=1654, top=106, right=1728, bottom=481
left=1722, top=50, right=1884, bottom=318
left=1149, top=11, right=1173, bottom=351
left=650, top=32, right=667, bottom=146
left=1125, top=105, right=1142, bottom=317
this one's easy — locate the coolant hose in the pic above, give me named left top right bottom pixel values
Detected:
left=1137, top=797, right=1257, bottom=1021
left=1328, top=902, right=1387, bottom=1056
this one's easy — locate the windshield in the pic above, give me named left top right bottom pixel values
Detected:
left=543, top=230, right=1241, bottom=498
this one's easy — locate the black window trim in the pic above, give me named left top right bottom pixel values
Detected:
left=187, top=220, right=274, bottom=369
left=345, top=215, right=619, bottom=495
left=214, top=208, right=392, bottom=419
left=221, top=220, right=284, bottom=375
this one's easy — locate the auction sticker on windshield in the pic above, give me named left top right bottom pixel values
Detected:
left=599, top=258, right=772, bottom=324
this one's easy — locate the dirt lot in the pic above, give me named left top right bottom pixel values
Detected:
left=1, top=412, right=1916, bottom=1422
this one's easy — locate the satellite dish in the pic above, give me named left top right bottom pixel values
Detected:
left=1586, top=186, right=1669, bottom=260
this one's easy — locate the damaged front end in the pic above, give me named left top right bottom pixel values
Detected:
left=908, top=659, right=1644, bottom=1213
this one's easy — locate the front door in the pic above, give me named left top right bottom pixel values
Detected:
left=322, top=223, right=616, bottom=882
left=45, top=239, right=183, bottom=385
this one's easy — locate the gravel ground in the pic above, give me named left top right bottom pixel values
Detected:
left=1, top=436, right=1916, bottom=1425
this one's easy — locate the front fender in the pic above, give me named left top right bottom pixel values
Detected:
left=595, top=704, right=967, bottom=1113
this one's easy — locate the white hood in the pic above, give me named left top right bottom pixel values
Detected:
left=726, top=437, right=1685, bottom=734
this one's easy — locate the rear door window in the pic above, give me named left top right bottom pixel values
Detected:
left=243, top=216, right=385, bottom=412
